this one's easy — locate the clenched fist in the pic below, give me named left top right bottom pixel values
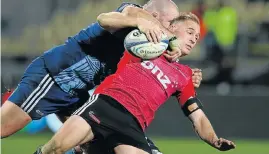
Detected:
left=213, top=138, right=236, bottom=151
left=192, top=68, right=202, bottom=88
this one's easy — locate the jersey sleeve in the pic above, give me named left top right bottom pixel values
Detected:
left=176, top=78, right=196, bottom=107
left=72, top=22, right=109, bottom=44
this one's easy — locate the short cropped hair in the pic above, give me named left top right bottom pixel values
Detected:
left=170, top=12, right=200, bottom=25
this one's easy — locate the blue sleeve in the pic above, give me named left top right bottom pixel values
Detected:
left=71, top=22, right=108, bottom=44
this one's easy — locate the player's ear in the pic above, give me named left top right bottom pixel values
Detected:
left=168, top=23, right=177, bottom=32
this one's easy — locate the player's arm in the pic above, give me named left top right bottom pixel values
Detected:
left=188, top=107, right=235, bottom=150
left=122, top=5, right=172, bottom=36
left=76, top=3, right=163, bottom=45
left=177, top=80, right=236, bottom=151
left=97, top=6, right=170, bottom=43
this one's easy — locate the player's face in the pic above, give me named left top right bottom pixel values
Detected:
left=170, top=20, right=200, bottom=56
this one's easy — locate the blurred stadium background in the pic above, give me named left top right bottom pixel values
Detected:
left=1, top=0, right=269, bottom=153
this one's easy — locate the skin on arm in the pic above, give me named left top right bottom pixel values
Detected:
left=122, top=6, right=173, bottom=36
left=177, top=72, right=235, bottom=151
left=188, top=109, right=218, bottom=146
left=187, top=108, right=236, bottom=151
left=97, top=7, right=166, bottom=43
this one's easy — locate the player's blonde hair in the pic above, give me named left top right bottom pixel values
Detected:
left=170, top=12, right=200, bottom=25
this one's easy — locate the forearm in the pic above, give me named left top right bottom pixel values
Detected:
left=97, top=12, right=138, bottom=32
left=189, top=110, right=219, bottom=148
left=129, top=7, right=172, bottom=36
left=126, top=7, right=161, bottom=27
left=186, top=108, right=235, bottom=151
left=97, top=6, right=172, bottom=36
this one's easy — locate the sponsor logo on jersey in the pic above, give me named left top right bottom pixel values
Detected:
left=141, top=61, right=171, bottom=89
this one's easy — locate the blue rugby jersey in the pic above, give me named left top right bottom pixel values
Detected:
left=42, top=3, right=142, bottom=96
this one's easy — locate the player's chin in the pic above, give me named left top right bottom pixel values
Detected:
left=180, top=49, right=191, bottom=57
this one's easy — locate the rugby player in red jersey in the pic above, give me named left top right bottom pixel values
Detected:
left=35, top=12, right=235, bottom=154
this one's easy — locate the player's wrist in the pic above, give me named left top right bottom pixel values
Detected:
left=211, top=138, right=221, bottom=149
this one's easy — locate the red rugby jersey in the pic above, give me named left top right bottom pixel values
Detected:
left=95, top=51, right=195, bottom=130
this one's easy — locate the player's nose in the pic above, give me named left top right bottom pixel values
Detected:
left=190, top=37, right=196, bottom=45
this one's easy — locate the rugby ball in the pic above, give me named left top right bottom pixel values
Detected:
left=124, top=29, right=169, bottom=59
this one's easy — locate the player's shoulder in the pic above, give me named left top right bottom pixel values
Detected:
left=173, top=62, right=193, bottom=78
left=116, top=2, right=142, bottom=12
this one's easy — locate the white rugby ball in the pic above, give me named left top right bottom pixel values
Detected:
left=124, top=29, right=169, bottom=59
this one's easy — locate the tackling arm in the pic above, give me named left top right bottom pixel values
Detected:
left=123, top=6, right=170, bottom=34
left=97, top=6, right=172, bottom=36
left=97, top=10, right=138, bottom=32
left=97, top=4, right=183, bottom=60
